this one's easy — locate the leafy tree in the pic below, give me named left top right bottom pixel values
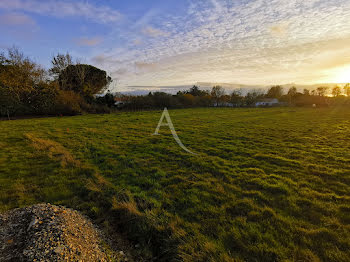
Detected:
left=0, top=47, right=45, bottom=96
left=230, top=90, right=243, bottom=106
left=211, top=86, right=225, bottom=106
left=287, top=87, right=297, bottom=97
left=182, top=94, right=195, bottom=106
left=266, top=85, right=283, bottom=99
left=245, top=91, right=263, bottom=106
left=316, top=86, right=328, bottom=97
left=95, top=92, right=116, bottom=107
left=332, top=86, right=342, bottom=97
left=287, top=87, right=297, bottom=104
left=303, top=89, right=310, bottom=96
left=186, top=85, right=208, bottom=97
left=58, top=64, right=112, bottom=98
left=0, top=47, right=46, bottom=116
left=0, top=84, right=19, bottom=118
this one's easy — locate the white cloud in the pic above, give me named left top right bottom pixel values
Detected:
left=63, top=0, right=350, bottom=88
left=141, top=26, right=169, bottom=38
left=0, top=0, right=122, bottom=24
left=75, top=37, right=103, bottom=47
left=0, top=12, right=39, bottom=38
left=0, top=12, right=36, bottom=26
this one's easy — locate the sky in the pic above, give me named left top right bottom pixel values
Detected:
left=1, top=0, right=350, bottom=92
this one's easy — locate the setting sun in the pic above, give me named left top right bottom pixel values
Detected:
left=330, top=65, right=350, bottom=83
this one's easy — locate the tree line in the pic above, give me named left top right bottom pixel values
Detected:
left=1, top=47, right=350, bottom=117
left=0, top=47, right=112, bottom=118
left=119, top=84, right=350, bottom=110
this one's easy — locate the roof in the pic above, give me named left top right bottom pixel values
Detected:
left=256, top=98, right=279, bottom=103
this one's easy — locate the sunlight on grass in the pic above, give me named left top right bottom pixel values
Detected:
left=0, top=107, right=349, bottom=261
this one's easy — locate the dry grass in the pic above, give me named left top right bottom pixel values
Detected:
left=24, top=133, right=80, bottom=167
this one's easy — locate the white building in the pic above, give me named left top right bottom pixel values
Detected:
left=255, top=98, right=280, bottom=107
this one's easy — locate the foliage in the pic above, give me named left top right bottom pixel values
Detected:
left=332, top=86, right=342, bottom=97
left=316, top=86, right=328, bottom=97
left=95, top=93, right=116, bottom=108
left=187, top=85, right=209, bottom=97
left=0, top=47, right=45, bottom=97
left=266, top=85, right=283, bottom=98
left=1, top=108, right=349, bottom=261
left=245, top=91, right=264, bottom=106
left=58, top=64, right=112, bottom=98
left=0, top=47, right=113, bottom=117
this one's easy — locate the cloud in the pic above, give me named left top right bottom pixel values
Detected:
left=0, top=12, right=36, bottom=27
left=112, top=68, right=128, bottom=75
left=270, top=23, right=289, bottom=37
left=134, top=61, right=158, bottom=71
left=0, top=12, right=38, bottom=39
left=141, top=26, right=168, bottom=37
left=75, top=37, right=103, bottom=47
left=0, top=0, right=122, bottom=24
left=133, top=39, right=143, bottom=46
left=82, top=0, right=350, bottom=88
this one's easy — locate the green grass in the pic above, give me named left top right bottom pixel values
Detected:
left=1, top=107, right=350, bottom=261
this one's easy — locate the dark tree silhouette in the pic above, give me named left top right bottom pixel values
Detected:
left=58, top=64, right=112, bottom=98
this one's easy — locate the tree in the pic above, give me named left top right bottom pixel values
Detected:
left=0, top=84, right=19, bottom=119
left=316, top=86, right=328, bottom=97
left=266, top=85, right=283, bottom=99
left=211, top=86, right=225, bottom=106
left=303, top=89, right=310, bottom=96
left=0, top=47, right=45, bottom=94
left=332, top=86, right=342, bottom=97
left=287, top=86, right=297, bottom=104
left=58, top=64, right=112, bottom=98
left=287, top=87, right=297, bottom=97
left=230, top=90, right=243, bottom=107
left=49, top=53, right=73, bottom=79
left=182, top=94, right=195, bottom=106
left=0, top=47, right=46, bottom=116
left=245, top=91, right=263, bottom=106
left=344, top=83, right=350, bottom=96
left=186, top=85, right=208, bottom=97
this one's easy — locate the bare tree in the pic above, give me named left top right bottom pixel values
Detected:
left=49, top=52, right=73, bottom=79
left=211, top=86, right=225, bottom=106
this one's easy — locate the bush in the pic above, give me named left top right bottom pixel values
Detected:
left=54, top=90, right=85, bottom=115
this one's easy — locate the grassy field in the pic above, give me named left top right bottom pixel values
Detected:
left=1, top=107, right=350, bottom=261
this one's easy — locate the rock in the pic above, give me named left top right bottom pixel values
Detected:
left=0, top=204, right=132, bottom=262
left=27, top=217, right=39, bottom=231
left=54, top=246, right=64, bottom=254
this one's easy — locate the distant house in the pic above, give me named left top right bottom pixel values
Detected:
left=255, top=98, right=280, bottom=107
left=213, top=102, right=234, bottom=107
left=114, top=97, right=129, bottom=108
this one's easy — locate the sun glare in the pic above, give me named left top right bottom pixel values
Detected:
left=331, top=65, right=350, bottom=83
